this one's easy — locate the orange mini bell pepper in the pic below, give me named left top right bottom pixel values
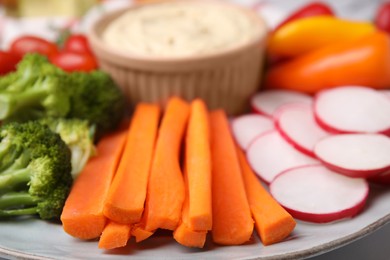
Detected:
left=268, top=16, right=376, bottom=58
left=265, top=31, right=390, bottom=94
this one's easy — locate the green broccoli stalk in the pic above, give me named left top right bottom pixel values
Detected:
left=39, top=117, right=96, bottom=178
left=0, top=121, right=72, bottom=220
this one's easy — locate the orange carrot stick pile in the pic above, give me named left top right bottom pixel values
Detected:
left=142, top=97, right=190, bottom=232
left=209, top=110, right=254, bottom=246
left=103, top=103, right=160, bottom=224
left=98, top=221, right=132, bottom=250
left=60, top=127, right=128, bottom=240
left=173, top=99, right=212, bottom=248
left=236, top=147, right=296, bottom=245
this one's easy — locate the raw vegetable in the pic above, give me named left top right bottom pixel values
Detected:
left=275, top=103, right=330, bottom=157
left=314, top=134, right=390, bottom=178
left=63, top=34, right=94, bottom=56
left=236, top=147, right=296, bottom=246
left=314, top=86, right=390, bottom=134
left=98, top=221, right=131, bottom=250
left=265, top=32, right=390, bottom=93
left=142, top=97, right=190, bottom=231
left=0, top=121, right=72, bottom=220
left=38, top=117, right=96, bottom=178
left=270, top=165, right=369, bottom=223
left=131, top=224, right=154, bottom=242
left=49, top=51, right=98, bottom=72
left=275, top=2, right=334, bottom=31
left=247, top=130, right=318, bottom=183
left=104, top=103, right=160, bottom=224
left=209, top=110, right=253, bottom=245
left=375, top=2, right=390, bottom=34
left=250, top=90, right=312, bottom=117
left=231, top=114, right=274, bottom=150
left=61, top=128, right=127, bottom=240
left=10, top=35, right=59, bottom=58
left=0, top=51, right=20, bottom=75
left=268, top=16, right=375, bottom=58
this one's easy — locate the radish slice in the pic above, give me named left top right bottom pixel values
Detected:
left=231, top=114, right=274, bottom=150
left=246, top=130, right=318, bottom=183
left=369, top=170, right=390, bottom=185
left=314, top=86, right=390, bottom=134
left=275, top=104, right=330, bottom=157
left=270, top=165, right=369, bottom=223
left=251, top=90, right=312, bottom=117
left=314, top=134, right=390, bottom=178
left=381, top=90, right=390, bottom=98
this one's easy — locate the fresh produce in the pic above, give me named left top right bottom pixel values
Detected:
left=39, top=117, right=96, bottom=178
left=10, top=35, right=59, bottom=58
left=173, top=99, right=211, bottom=248
left=0, top=121, right=72, bottom=219
left=246, top=130, right=318, bottom=183
left=209, top=110, right=253, bottom=246
left=60, top=128, right=128, bottom=240
left=142, top=97, right=190, bottom=232
left=131, top=223, right=154, bottom=242
left=270, top=165, right=369, bottom=223
left=274, top=1, right=334, bottom=31
left=63, top=34, right=94, bottom=56
left=268, top=16, right=375, bottom=58
left=236, top=148, right=296, bottom=246
left=370, top=170, right=390, bottom=185
left=0, top=54, right=125, bottom=138
left=265, top=32, right=390, bottom=93
left=275, top=103, right=330, bottom=157
left=99, top=221, right=131, bottom=249
left=49, top=51, right=98, bottom=72
left=250, top=90, right=312, bottom=117
left=231, top=114, right=274, bottom=150
left=0, top=51, right=20, bottom=75
left=104, top=104, right=160, bottom=224
left=314, top=86, right=390, bottom=134
left=314, top=134, right=390, bottom=178
left=375, top=2, right=390, bottom=34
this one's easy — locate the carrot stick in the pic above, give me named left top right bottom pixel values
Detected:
left=236, top=147, right=296, bottom=245
left=98, top=221, right=131, bottom=249
left=183, top=99, right=212, bottom=231
left=143, top=97, right=190, bottom=231
left=131, top=224, right=154, bottom=243
left=61, top=128, right=128, bottom=240
left=209, top=110, right=254, bottom=245
left=103, top=103, right=160, bottom=224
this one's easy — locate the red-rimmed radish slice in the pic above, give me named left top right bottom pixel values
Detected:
left=314, top=134, right=390, bottom=178
left=369, top=169, right=390, bottom=185
left=251, top=90, right=312, bottom=117
left=275, top=103, right=331, bottom=157
left=270, top=165, right=369, bottom=223
left=314, top=86, right=390, bottom=134
left=246, top=130, right=318, bottom=183
left=231, top=114, right=274, bottom=150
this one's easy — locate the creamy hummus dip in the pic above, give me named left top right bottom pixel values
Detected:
left=102, top=1, right=260, bottom=57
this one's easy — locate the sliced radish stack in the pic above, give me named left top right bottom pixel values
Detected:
left=246, top=130, right=318, bottom=183
left=270, top=165, right=369, bottom=223
left=369, top=170, right=390, bottom=185
left=251, top=90, right=312, bottom=117
left=275, top=104, right=331, bottom=157
left=314, top=86, right=390, bottom=134
left=314, top=134, right=390, bottom=178
left=231, top=114, right=274, bottom=150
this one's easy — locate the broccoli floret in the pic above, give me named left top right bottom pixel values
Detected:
left=0, top=121, right=72, bottom=219
left=39, top=117, right=96, bottom=178
left=67, top=71, right=125, bottom=139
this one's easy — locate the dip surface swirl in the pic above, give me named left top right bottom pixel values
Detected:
left=102, top=2, right=260, bottom=57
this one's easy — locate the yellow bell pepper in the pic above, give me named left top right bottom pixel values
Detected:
left=267, top=16, right=376, bottom=58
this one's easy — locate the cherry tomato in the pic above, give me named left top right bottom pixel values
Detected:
left=63, top=34, right=93, bottom=56
left=10, top=35, right=59, bottom=58
left=275, top=2, right=334, bottom=31
left=375, top=3, right=390, bottom=34
left=0, top=51, right=21, bottom=75
left=49, top=51, right=97, bottom=72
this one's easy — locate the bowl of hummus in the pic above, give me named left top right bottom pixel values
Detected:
left=88, top=0, right=268, bottom=114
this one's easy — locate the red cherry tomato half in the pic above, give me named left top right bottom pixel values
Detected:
left=49, top=51, right=98, bottom=72
left=0, top=51, right=21, bottom=75
left=275, top=2, right=334, bottom=31
left=10, top=35, right=59, bottom=58
left=375, top=3, right=390, bottom=34
left=63, top=34, right=93, bottom=56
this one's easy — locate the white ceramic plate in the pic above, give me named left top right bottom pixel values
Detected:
left=0, top=184, right=389, bottom=260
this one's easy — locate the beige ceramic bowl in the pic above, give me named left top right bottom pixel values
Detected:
left=88, top=0, right=268, bottom=115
